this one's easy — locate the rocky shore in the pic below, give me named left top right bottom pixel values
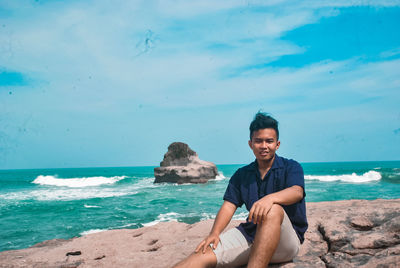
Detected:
left=0, top=199, right=399, bottom=268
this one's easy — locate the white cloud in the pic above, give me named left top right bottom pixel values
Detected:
left=1, top=0, right=399, bottom=111
left=264, top=11, right=317, bottom=37
left=154, top=0, right=245, bottom=18
left=247, top=0, right=400, bottom=8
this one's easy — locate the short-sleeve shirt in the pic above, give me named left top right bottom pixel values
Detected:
left=223, top=154, right=308, bottom=243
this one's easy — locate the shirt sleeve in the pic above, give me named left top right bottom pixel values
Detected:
left=223, top=170, right=244, bottom=207
left=286, top=160, right=306, bottom=197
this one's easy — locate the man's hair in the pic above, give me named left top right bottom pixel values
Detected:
left=249, top=112, right=279, bottom=140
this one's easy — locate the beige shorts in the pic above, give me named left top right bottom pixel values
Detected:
left=212, top=212, right=300, bottom=267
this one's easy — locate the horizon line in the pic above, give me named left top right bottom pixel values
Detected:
left=1, top=159, right=399, bottom=171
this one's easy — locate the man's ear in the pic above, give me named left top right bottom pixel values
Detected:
left=248, top=140, right=253, bottom=149
left=276, top=140, right=281, bottom=150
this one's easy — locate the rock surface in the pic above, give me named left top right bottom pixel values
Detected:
left=154, top=142, right=218, bottom=184
left=0, top=199, right=399, bottom=268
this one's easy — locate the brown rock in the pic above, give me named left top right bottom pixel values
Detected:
left=300, top=199, right=400, bottom=268
left=0, top=199, right=399, bottom=268
left=154, top=142, right=218, bottom=184
left=350, top=216, right=374, bottom=231
left=159, top=142, right=197, bottom=167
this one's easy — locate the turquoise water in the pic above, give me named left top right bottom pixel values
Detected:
left=0, top=161, right=399, bottom=252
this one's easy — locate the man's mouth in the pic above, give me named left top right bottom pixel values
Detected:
left=260, top=151, right=269, bottom=156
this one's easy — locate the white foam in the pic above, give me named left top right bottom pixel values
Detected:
left=118, top=223, right=139, bottom=228
left=32, top=175, right=126, bottom=188
left=142, top=221, right=159, bottom=227
left=0, top=188, right=137, bottom=201
left=232, top=212, right=248, bottom=220
left=80, top=229, right=107, bottom=236
left=389, top=172, right=400, bottom=178
left=142, top=212, right=180, bottom=227
left=200, top=212, right=216, bottom=220
left=84, top=204, right=101, bottom=208
left=132, top=177, right=159, bottom=188
left=141, top=210, right=248, bottom=227
left=215, top=172, right=227, bottom=181
left=305, top=170, right=382, bottom=183
left=1, top=176, right=156, bottom=201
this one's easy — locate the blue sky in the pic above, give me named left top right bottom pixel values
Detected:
left=0, top=0, right=399, bottom=169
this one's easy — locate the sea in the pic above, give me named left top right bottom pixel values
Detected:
left=0, top=161, right=399, bottom=252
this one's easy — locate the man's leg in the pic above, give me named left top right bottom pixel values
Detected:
left=247, top=204, right=284, bottom=268
left=173, top=245, right=217, bottom=268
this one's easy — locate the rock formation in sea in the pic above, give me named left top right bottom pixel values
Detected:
left=0, top=199, right=399, bottom=267
left=153, top=142, right=218, bottom=184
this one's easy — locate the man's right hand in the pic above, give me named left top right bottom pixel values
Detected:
left=195, top=233, right=220, bottom=254
left=194, top=201, right=237, bottom=254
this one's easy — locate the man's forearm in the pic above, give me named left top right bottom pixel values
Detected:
left=209, top=201, right=237, bottom=235
left=268, top=185, right=304, bottom=205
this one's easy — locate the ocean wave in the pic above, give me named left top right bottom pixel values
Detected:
left=142, top=211, right=219, bottom=227
left=118, top=223, right=140, bottom=228
left=130, top=177, right=159, bottom=188
left=215, top=172, right=227, bottom=181
left=142, top=212, right=180, bottom=227
left=84, top=204, right=101, bottom=208
left=141, top=210, right=248, bottom=227
left=0, top=188, right=135, bottom=201
left=80, top=229, right=108, bottom=236
left=232, top=212, right=248, bottom=220
left=305, top=170, right=382, bottom=183
left=2, top=176, right=155, bottom=201
left=32, top=175, right=126, bottom=188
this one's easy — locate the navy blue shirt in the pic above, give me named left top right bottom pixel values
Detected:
left=223, top=155, right=308, bottom=243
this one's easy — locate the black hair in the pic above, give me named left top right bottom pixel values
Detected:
left=249, top=112, right=279, bottom=140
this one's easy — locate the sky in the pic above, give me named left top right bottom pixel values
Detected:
left=0, top=0, right=399, bottom=169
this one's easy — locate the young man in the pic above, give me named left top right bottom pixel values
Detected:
left=174, top=112, right=307, bottom=268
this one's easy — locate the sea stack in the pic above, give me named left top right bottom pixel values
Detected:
left=154, top=142, right=218, bottom=184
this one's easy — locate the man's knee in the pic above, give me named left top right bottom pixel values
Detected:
left=194, top=247, right=218, bottom=268
left=264, top=204, right=284, bottom=225
left=174, top=246, right=217, bottom=268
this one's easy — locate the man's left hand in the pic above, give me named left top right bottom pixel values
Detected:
left=248, top=195, right=274, bottom=224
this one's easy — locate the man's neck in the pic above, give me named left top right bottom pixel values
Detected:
left=257, top=155, right=275, bottom=172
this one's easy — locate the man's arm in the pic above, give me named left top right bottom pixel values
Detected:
left=248, top=185, right=303, bottom=224
left=195, top=201, right=237, bottom=253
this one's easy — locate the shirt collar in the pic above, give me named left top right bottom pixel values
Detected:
left=251, top=154, right=283, bottom=171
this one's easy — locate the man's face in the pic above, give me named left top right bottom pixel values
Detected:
left=248, top=128, right=280, bottom=162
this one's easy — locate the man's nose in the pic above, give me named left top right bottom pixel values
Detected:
left=260, top=141, right=267, bottom=148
